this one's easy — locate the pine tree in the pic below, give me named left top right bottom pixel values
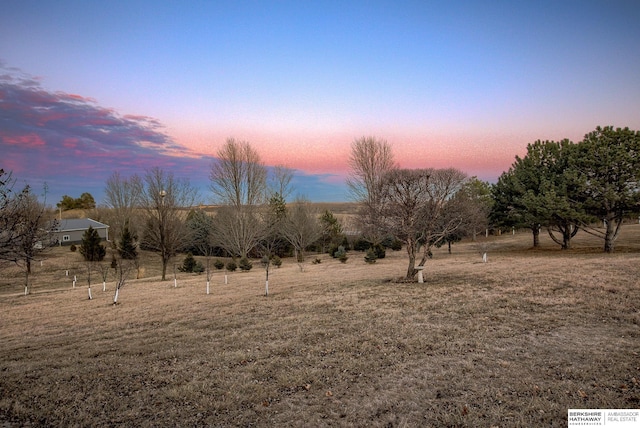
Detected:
left=118, top=225, right=138, bottom=260
left=79, top=226, right=106, bottom=262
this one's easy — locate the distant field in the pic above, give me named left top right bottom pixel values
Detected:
left=0, top=225, right=639, bottom=426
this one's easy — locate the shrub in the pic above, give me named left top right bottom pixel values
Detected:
left=328, top=244, right=339, bottom=258
left=335, top=246, right=348, bottom=263
left=312, top=257, right=322, bottom=264
left=69, top=244, right=77, bottom=252
left=339, top=235, right=351, bottom=250
left=364, top=248, right=377, bottom=264
left=261, top=256, right=270, bottom=268
left=213, top=259, right=225, bottom=270
left=372, top=243, right=386, bottom=259
left=390, top=238, right=403, bottom=251
left=179, top=252, right=204, bottom=273
left=271, top=255, right=282, bottom=268
left=226, top=260, right=237, bottom=272
left=238, top=257, right=253, bottom=271
left=352, top=237, right=371, bottom=252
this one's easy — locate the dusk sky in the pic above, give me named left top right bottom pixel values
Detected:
left=2, top=1, right=640, bottom=204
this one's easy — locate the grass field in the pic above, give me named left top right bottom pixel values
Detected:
left=1, top=225, right=639, bottom=427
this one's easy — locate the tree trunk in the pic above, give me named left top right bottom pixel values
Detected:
left=161, top=254, right=168, bottom=280
left=113, top=287, right=120, bottom=304
left=562, top=225, right=572, bottom=250
left=404, top=238, right=417, bottom=280
left=604, top=218, right=618, bottom=253
left=531, top=225, right=540, bottom=248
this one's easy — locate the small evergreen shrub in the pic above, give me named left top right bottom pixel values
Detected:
left=261, top=255, right=270, bottom=268
left=372, top=243, right=386, bottom=259
left=226, top=260, right=237, bottom=272
left=329, top=244, right=339, bottom=258
left=271, top=255, right=282, bottom=268
left=364, top=248, right=377, bottom=264
left=179, top=252, right=204, bottom=273
left=238, top=257, right=253, bottom=271
left=69, top=244, right=77, bottom=252
left=335, top=245, right=348, bottom=263
left=352, top=237, right=371, bottom=252
left=339, top=236, right=351, bottom=250
left=213, top=259, right=225, bottom=270
left=390, top=238, right=403, bottom=251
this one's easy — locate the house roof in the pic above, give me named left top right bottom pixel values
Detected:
left=54, top=218, right=109, bottom=232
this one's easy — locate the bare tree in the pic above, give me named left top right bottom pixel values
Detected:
left=97, top=261, right=111, bottom=292
left=346, top=136, right=396, bottom=245
left=282, top=197, right=322, bottom=266
left=7, top=187, right=57, bottom=294
left=112, top=254, right=136, bottom=304
left=210, top=138, right=267, bottom=208
left=103, top=171, right=144, bottom=241
left=210, top=139, right=268, bottom=258
left=141, top=167, right=198, bottom=281
left=0, top=169, right=30, bottom=262
left=414, top=168, right=468, bottom=271
left=211, top=205, right=263, bottom=259
left=380, top=168, right=467, bottom=280
left=269, top=164, right=295, bottom=201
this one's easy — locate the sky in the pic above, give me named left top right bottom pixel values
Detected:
left=1, top=0, right=640, bottom=204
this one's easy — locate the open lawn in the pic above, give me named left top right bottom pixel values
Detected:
left=1, top=226, right=639, bottom=426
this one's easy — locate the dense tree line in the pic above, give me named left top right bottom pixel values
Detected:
left=57, top=192, right=96, bottom=211
left=490, top=126, right=640, bottom=253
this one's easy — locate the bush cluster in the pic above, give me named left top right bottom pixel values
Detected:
left=226, top=260, right=237, bottom=272
left=239, top=257, right=253, bottom=271
left=179, top=252, right=204, bottom=273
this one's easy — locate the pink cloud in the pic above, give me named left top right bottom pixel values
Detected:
left=63, top=93, right=96, bottom=103
left=2, top=133, right=46, bottom=148
left=62, top=137, right=79, bottom=148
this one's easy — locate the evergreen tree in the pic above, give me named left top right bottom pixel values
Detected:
left=79, top=226, right=106, bottom=262
left=185, top=209, right=217, bottom=256
left=319, top=210, right=343, bottom=253
left=118, top=225, right=138, bottom=260
left=490, top=140, right=586, bottom=249
left=179, top=252, right=203, bottom=273
left=573, top=126, right=640, bottom=252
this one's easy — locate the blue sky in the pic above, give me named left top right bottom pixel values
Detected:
left=1, top=1, right=639, bottom=204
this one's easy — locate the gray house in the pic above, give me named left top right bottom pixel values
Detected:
left=52, top=218, right=110, bottom=246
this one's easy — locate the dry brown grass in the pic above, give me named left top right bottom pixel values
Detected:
left=1, top=225, right=639, bottom=427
